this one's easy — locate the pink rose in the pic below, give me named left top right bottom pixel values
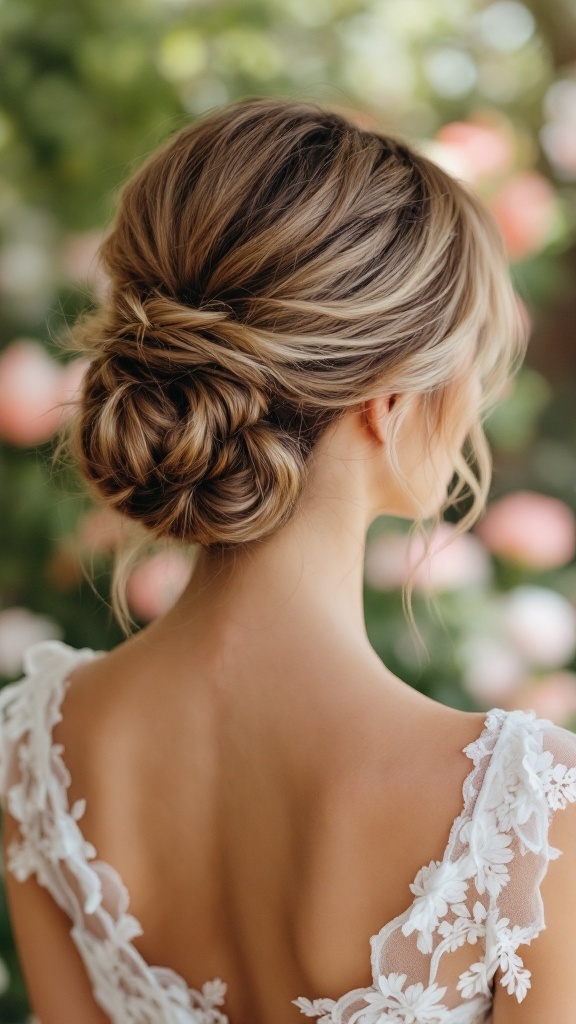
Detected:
left=0, top=339, right=62, bottom=445
left=509, top=671, right=576, bottom=726
left=411, top=524, right=492, bottom=592
left=488, top=171, right=557, bottom=260
left=126, top=550, right=192, bottom=622
left=475, top=490, right=576, bottom=569
left=435, top=119, right=515, bottom=183
left=364, top=531, right=413, bottom=590
left=77, top=506, right=128, bottom=554
left=365, top=522, right=492, bottom=592
left=0, top=340, right=92, bottom=444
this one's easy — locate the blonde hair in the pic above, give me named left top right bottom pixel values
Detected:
left=54, top=95, right=529, bottom=637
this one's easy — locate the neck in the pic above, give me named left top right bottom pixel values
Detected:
left=148, top=492, right=373, bottom=652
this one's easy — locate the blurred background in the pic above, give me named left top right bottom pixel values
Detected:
left=0, top=0, right=575, bottom=1017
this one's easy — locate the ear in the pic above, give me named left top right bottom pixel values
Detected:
left=362, top=393, right=398, bottom=444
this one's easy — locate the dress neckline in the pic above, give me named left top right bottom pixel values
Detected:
left=17, top=639, right=515, bottom=1023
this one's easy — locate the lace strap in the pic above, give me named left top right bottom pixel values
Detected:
left=0, top=639, right=230, bottom=1024
left=0, top=640, right=106, bottom=921
left=0, top=640, right=100, bottom=819
left=477, top=712, right=576, bottom=1002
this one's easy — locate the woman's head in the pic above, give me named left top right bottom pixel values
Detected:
left=56, top=95, right=529, bottom=634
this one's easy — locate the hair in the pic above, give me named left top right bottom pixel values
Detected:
left=54, top=95, right=529, bottom=639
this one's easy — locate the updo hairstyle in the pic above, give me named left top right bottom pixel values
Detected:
left=55, top=96, right=529, bottom=634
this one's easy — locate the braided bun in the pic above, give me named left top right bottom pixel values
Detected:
left=57, top=95, right=527, bottom=637
left=74, top=291, right=309, bottom=546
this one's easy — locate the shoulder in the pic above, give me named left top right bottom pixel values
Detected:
left=314, top=701, right=493, bottom=884
left=0, top=640, right=103, bottom=812
left=461, top=707, right=576, bottom=867
left=498, top=708, right=576, bottom=823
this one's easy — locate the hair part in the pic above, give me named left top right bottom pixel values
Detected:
left=53, top=95, right=529, bottom=639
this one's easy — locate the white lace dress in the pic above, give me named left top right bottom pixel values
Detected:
left=1, top=640, right=576, bottom=1024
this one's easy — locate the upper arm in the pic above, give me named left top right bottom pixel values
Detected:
left=492, top=771, right=576, bottom=1022
left=2, top=808, right=110, bottom=1024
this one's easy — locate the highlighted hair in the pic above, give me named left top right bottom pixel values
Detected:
left=54, top=96, right=529, bottom=637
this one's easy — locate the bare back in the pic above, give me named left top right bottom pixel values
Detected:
left=52, top=629, right=489, bottom=1024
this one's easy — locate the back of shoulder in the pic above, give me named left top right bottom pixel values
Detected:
left=490, top=713, right=576, bottom=1022
left=0, top=639, right=98, bottom=815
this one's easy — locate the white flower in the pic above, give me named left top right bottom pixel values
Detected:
left=347, top=972, right=448, bottom=1024
left=460, top=813, right=514, bottom=897
left=520, top=741, right=554, bottom=800
left=487, top=738, right=539, bottom=831
left=6, top=835, right=39, bottom=882
left=201, top=978, right=227, bottom=1008
left=541, top=761, right=576, bottom=810
left=292, top=996, right=336, bottom=1022
left=501, top=585, right=576, bottom=669
left=401, top=858, right=469, bottom=953
left=497, top=947, right=532, bottom=1002
left=109, top=912, right=144, bottom=945
left=437, top=900, right=487, bottom=952
left=6, top=780, right=31, bottom=825
left=482, top=907, right=534, bottom=1002
left=456, top=960, right=491, bottom=1000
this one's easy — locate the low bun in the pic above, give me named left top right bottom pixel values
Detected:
left=55, top=95, right=527, bottom=634
left=73, top=290, right=310, bottom=546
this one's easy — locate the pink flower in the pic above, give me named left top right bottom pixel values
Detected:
left=126, top=550, right=192, bottom=622
left=0, top=340, right=93, bottom=444
left=77, top=506, right=128, bottom=554
left=509, top=671, right=576, bottom=726
left=435, top=119, right=515, bottom=183
left=365, top=523, right=492, bottom=592
left=488, top=171, right=557, bottom=260
left=364, top=531, right=413, bottom=589
left=411, top=525, right=492, bottom=592
left=475, top=490, right=576, bottom=570
left=0, top=339, right=62, bottom=445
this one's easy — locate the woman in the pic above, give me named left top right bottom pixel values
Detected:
left=1, top=96, right=576, bottom=1024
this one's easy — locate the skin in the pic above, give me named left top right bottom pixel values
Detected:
left=9, top=361, right=563, bottom=1024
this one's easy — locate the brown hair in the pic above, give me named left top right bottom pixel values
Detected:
left=55, top=95, right=529, bottom=636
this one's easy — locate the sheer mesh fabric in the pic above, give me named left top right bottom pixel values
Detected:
left=1, top=639, right=576, bottom=1024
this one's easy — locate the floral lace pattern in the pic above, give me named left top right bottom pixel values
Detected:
left=293, top=706, right=576, bottom=1024
left=1, top=640, right=576, bottom=1024
left=0, top=640, right=228, bottom=1024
